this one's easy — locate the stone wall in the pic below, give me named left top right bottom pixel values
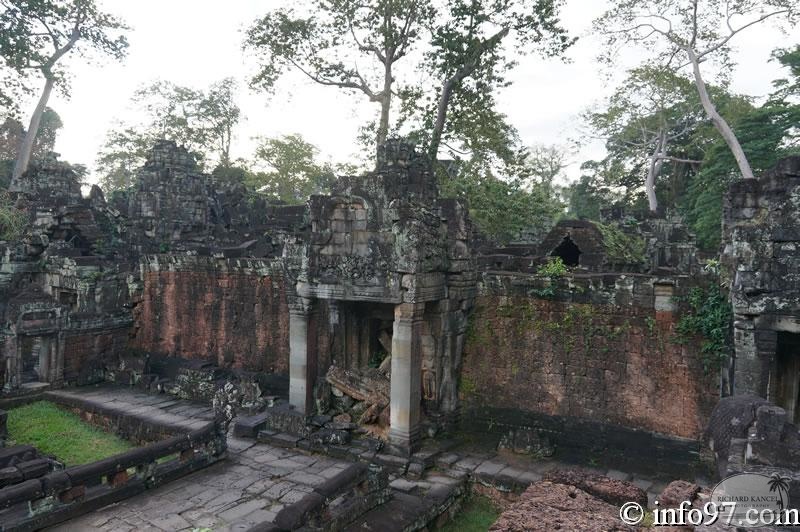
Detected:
left=721, top=156, right=800, bottom=407
left=62, top=326, right=131, bottom=384
left=460, top=272, right=719, bottom=447
left=130, top=255, right=290, bottom=374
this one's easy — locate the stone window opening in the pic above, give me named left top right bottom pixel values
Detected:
left=776, top=332, right=800, bottom=424
left=551, top=235, right=582, bottom=267
left=59, top=290, right=78, bottom=309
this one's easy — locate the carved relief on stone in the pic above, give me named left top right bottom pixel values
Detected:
left=422, top=359, right=437, bottom=401
left=315, top=253, right=388, bottom=282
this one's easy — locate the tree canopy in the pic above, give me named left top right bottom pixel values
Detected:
left=247, top=134, right=337, bottom=204
left=594, top=0, right=799, bottom=181
left=0, top=0, right=129, bottom=181
left=96, top=78, right=242, bottom=193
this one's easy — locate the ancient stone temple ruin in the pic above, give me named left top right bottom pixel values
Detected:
left=1, top=140, right=799, bottom=530
left=284, top=141, right=475, bottom=453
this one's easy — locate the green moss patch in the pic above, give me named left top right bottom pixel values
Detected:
left=440, top=495, right=501, bottom=532
left=7, top=401, right=134, bottom=466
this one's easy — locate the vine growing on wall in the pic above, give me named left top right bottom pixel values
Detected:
left=675, top=283, right=733, bottom=374
left=534, top=256, right=568, bottom=297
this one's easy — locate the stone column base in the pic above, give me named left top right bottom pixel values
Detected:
left=388, top=425, right=421, bottom=456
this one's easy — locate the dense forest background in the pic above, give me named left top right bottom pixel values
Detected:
left=2, top=0, right=798, bottom=251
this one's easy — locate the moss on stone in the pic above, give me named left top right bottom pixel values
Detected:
left=595, top=222, right=647, bottom=266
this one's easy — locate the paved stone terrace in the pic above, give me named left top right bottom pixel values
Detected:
left=42, top=387, right=712, bottom=531
left=44, top=386, right=216, bottom=433
left=39, top=387, right=353, bottom=531
left=52, top=435, right=352, bottom=531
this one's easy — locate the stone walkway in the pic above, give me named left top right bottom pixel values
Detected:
left=45, top=386, right=217, bottom=433
left=43, top=387, right=711, bottom=531
left=51, top=434, right=352, bottom=532
left=39, top=387, right=353, bottom=532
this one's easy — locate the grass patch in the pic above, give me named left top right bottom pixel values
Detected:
left=440, top=495, right=501, bottom=532
left=7, top=401, right=134, bottom=466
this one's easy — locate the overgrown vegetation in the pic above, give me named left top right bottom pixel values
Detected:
left=596, top=222, right=647, bottom=266
left=676, top=284, right=733, bottom=373
left=571, top=44, right=800, bottom=251
left=537, top=256, right=568, bottom=278
left=0, top=191, right=26, bottom=241
left=438, top=146, right=566, bottom=245
left=534, top=256, right=568, bottom=298
left=7, top=401, right=133, bottom=465
left=440, top=495, right=501, bottom=532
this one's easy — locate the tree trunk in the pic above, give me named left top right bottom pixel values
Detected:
left=428, top=76, right=457, bottom=162
left=375, top=59, right=393, bottom=162
left=12, top=75, right=56, bottom=186
left=687, top=47, right=754, bottom=179
left=325, top=365, right=390, bottom=407
left=427, top=28, right=508, bottom=161
left=646, top=130, right=666, bottom=213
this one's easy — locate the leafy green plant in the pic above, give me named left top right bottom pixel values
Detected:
left=675, top=285, right=733, bottom=373
left=537, top=256, right=568, bottom=278
left=596, top=222, right=646, bottom=266
left=534, top=256, right=568, bottom=297
left=0, top=192, right=27, bottom=242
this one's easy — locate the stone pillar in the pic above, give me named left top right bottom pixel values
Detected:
left=389, top=302, right=425, bottom=455
left=732, top=316, right=761, bottom=396
left=289, top=297, right=316, bottom=415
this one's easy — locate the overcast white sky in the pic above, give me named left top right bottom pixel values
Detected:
left=27, top=0, right=794, bottom=184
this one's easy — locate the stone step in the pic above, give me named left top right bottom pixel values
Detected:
left=343, top=475, right=467, bottom=532
left=241, top=462, right=391, bottom=532
left=257, top=430, right=302, bottom=449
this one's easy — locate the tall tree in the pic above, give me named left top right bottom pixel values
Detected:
left=585, top=66, right=705, bottom=213
left=684, top=45, right=800, bottom=249
left=248, top=134, right=336, bottom=203
left=96, top=125, right=152, bottom=193
left=198, top=77, right=240, bottom=169
left=440, top=144, right=567, bottom=244
left=0, top=0, right=128, bottom=183
left=595, top=0, right=799, bottom=180
left=771, top=45, right=800, bottom=102
left=96, top=79, right=242, bottom=192
left=425, top=0, right=574, bottom=160
left=244, top=0, right=432, bottom=158
left=564, top=168, right=621, bottom=221
left=30, top=106, right=62, bottom=159
left=0, top=107, right=62, bottom=187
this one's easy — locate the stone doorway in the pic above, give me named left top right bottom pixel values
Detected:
left=333, top=302, right=394, bottom=372
left=19, top=335, right=55, bottom=384
left=776, top=332, right=800, bottom=423
left=551, top=235, right=581, bottom=266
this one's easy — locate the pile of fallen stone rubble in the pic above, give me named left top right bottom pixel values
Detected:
left=490, top=470, right=731, bottom=532
left=311, top=365, right=392, bottom=443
